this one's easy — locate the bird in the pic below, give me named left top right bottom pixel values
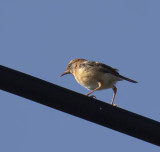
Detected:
left=60, top=58, right=137, bottom=106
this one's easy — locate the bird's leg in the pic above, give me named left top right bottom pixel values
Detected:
left=111, top=86, right=117, bottom=106
left=86, top=82, right=102, bottom=97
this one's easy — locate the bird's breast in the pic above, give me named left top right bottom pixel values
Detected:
left=73, top=67, right=98, bottom=90
left=75, top=75, right=99, bottom=90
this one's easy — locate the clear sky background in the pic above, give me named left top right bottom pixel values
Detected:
left=0, top=0, right=160, bottom=151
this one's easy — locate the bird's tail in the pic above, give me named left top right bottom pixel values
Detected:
left=119, top=75, right=138, bottom=83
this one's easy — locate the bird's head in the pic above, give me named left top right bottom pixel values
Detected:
left=60, top=58, right=86, bottom=77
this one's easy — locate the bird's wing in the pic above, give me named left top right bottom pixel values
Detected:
left=79, top=60, right=119, bottom=76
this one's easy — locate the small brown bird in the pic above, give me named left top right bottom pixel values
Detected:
left=60, top=58, right=137, bottom=106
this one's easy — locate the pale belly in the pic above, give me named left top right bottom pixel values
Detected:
left=75, top=72, right=120, bottom=90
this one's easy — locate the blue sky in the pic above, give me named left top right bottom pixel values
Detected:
left=0, top=0, right=160, bottom=151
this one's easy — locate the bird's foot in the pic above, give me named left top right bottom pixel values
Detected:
left=89, top=95, right=96, bottom=99
left=111, top=103, right=118, bottom=107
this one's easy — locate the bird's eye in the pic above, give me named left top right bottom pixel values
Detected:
left=68, top=64, right=71, bottom=68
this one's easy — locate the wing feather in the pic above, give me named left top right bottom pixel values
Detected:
left=79, top=60, right=119, bottom=76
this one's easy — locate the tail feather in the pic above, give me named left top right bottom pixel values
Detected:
left=119, top=75, right=138, bottom=83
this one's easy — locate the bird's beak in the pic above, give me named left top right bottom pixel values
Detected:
left=60, top=70, right=70, bottom=77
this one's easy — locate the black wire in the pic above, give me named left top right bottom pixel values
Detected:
left=0, top=65, right=160, bottom=146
